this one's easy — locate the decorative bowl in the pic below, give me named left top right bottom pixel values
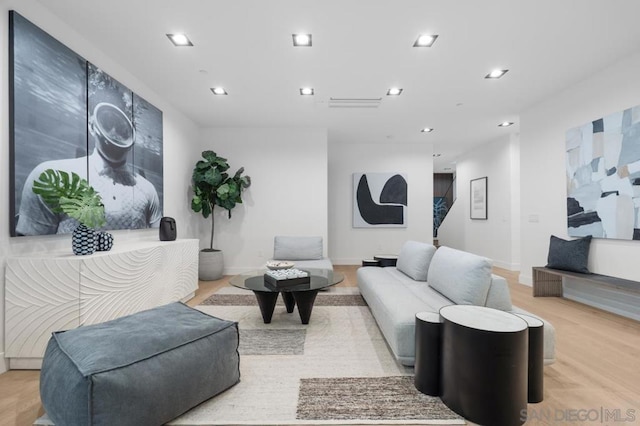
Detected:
left=266, top=261, right=295, bottom=270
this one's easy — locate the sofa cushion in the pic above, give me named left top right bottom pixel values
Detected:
left=274, top=236, right=323, bottom=260
left=396, top=241, right=437, bottom=281
left=357, top=267, right=448, bottom=365
left=485, top=274, right=513, bottom=310
left=427, top=246, right=492, bottom=306
left=546, top=234, right=591, bottom=273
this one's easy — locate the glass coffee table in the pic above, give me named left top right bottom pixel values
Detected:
left=229, top=268, right=344, bottom=324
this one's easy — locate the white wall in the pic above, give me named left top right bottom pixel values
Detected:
left=438, top=134, right=520, bottom=270
left=0, top=1, right=202, bottom=372
left=520, top=48, right=640, bottom=285
left=328, top=142, right=433, bottom=264
left=200, top=128, right=328, bottom=273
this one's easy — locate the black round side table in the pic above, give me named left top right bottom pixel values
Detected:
left=361, top=259, right=380, bottom=267
left=373, top=254, right=398, bottom=267
left=440, top=305, right=528, bottom=426
left=514, top=313, right=545, bottom=403
left=414, top=312, right=442, bottom=396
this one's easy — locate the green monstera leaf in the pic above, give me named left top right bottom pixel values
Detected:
left=32, top=169, right=106, bottom=229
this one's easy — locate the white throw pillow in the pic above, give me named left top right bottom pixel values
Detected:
left=396, top=241, right=437, bottom=281
left=427, top=246, right=492, bottom=305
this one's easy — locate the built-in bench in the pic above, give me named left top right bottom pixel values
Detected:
left=532, top=266, right=640, bottom=297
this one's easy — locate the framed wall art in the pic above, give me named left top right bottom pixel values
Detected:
left=9, top=11, right=164, bottom=236
left=470, top=177, right=487, bottom=220
left=353, top=172, right=408, bottom=228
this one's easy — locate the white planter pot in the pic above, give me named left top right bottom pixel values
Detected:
left=199, top=249, right=224, bottom=281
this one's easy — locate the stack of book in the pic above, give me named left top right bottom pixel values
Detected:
left=264, top=268, right=311, bottom=288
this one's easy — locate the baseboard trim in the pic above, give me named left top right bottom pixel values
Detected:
left=9, top=357, right=42, bottom=370
left=332, top=258, right=363, bottom=266
left=519, top=273, right=533, bottom=286
left=0, top=353, right=8, bottom=374
left=493, top=260, right=521, bottom=271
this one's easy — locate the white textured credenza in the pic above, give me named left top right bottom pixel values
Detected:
left=5, top=239, right=199, bottom=369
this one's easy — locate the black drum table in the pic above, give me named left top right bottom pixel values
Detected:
left=514, top=313, right=545, bottom=403
left=439, top=305, right=528, bottom=426
left=414, top=311, right=442, bottom=396
left=373, top=254, right=398, bottom=267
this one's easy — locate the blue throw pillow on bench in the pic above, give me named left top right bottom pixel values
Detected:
left=546, top=235, right=592, bottom=273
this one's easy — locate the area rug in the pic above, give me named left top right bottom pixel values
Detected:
left=201, top=292, right=367, bottom=307
left=297, top=376, right=461, bottom=422
left=167, top=287, right=465, bottom=425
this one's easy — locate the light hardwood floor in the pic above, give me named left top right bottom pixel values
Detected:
left=1, top=265, right=638, bottom=426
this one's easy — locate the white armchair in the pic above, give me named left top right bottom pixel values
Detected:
left=273, top=236, right=334, bottom=282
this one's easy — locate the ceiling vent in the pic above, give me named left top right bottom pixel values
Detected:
left=328, top=97, right=382, bottom=108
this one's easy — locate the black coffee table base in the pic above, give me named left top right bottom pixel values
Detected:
left=253, top=290, right=319, bottom=324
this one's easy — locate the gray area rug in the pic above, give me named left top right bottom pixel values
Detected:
left=36, top=288, right=463, bottom=426
left=239, top=329, right=306, bottom=355
left=168, top=286, right=464, bottom=425
left=297, top=376, right=461, bottom=421
left=201, top=293, right=366, bottom=306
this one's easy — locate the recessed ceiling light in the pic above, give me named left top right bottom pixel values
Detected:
left=413, top=34, right=438, bottom=47
left=387, top=88, right=403, bottom=96
left=292, top=33, right=312, bottom=47
left=421, top=128, right=434, bottom=133
left=210, top=87, right=228, bottom=95
left=300, top=87, right=314, bottom=95
left=485, top=69, right=508, bottom=79
left=166, top=33, right=193, bottom=47
left=498, top=121, right=514, bottom=127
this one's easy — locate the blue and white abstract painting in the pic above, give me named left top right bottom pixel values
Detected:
left=566, top=105, right=640, bottom=240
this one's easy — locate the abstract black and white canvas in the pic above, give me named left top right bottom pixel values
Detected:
left=9, top=11, right=163, bottom=236
left=566, top=105, right=640, bottom=240
left=353, top=173, right=408, bottom=228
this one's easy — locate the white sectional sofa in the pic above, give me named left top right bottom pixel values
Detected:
left=357, top=241, right=556, bottom=366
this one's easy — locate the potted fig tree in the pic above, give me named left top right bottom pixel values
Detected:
left=191, top=150, right=251, bottom=280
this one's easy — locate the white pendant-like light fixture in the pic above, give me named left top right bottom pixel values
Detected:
left=292, top=33, right=312, bottom=47
left=166, top=33, right=193, bottom=47
left=485, top=69, right=509, bottom=79
left=413, top=34, right=438, bottom=47
left=210, top=87, right=228, bottom=95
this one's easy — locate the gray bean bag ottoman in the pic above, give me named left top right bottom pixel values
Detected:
left=40, top=302, right=240, bottom=426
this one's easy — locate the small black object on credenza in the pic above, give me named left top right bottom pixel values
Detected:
left=159, top=217, right=177, bottom=241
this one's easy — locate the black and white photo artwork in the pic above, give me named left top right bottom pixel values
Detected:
left=87, top=64, right=163, bottom=230
left=353, top=173, right=408, bottom=228
left=10, top=11, right=88, bottom=236
left=10, top=11, right=164, bottom=236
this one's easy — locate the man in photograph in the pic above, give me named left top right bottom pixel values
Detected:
left=16, top=102, right=161, bottom=235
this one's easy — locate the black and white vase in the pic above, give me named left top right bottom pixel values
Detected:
left=72, top=224, right=96, bottom=255
left=96, top=231, right=114, bottom=251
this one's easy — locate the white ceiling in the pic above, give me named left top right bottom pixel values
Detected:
left=36, top=0, right=640, bottom=172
